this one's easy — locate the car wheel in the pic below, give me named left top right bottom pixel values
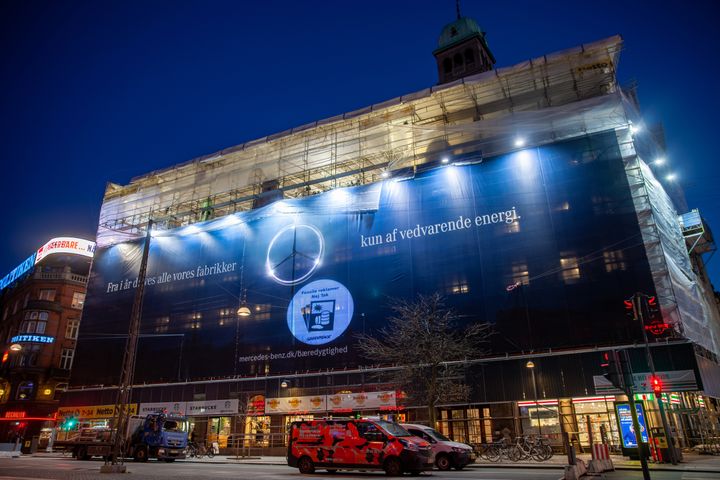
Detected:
left=134, top=446, right=148, bottom=462
left=384, top=457, right=403, bottom=476
left=298, top=456, right=315, bottom=474
left=435, top=453, right=451, bottom=471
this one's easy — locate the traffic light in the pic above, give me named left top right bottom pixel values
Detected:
left=61, top=416, right=77, bottom=430
left=623, top=298, right=638, bottom=321
left=601, top=351, right=623, bottom=390
left=650, top=375, right=663, bottom=394
left=645, top=296, right=661, bottom=322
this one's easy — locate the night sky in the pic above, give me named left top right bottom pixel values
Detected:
left=1, top=0, right=719, bottom=285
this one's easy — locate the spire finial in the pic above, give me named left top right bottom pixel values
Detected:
left=456, top=0, right=461, bottom=19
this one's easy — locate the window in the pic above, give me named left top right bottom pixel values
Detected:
left=60, top=348, right=75, bottom=370
left=453, top=53, right=464, bottom=68
left=464, top=49, right=475, bottom=65
left=66, top=319, right=80, bottom=340
left=38, top=289, right=56, bottom=301
left=443, top=58, right=452, bottom=74
left=20, top=312, right=48, bottom=333
left=510, top=262, right=530, bottom=286
left=560, top=255, right=581, bottom=284
left=604, top=250, right=627, bottom=272
left=26, top=345, right=41, bottom=366
left=17, top=381, right=34, bottom=400
left=23, top=293, right=30, bottom=307
left=71, top=292, right=86, bottom=309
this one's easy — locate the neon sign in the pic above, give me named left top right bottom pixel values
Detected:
left=10, top=335, right=55, bottom=344
left=644, top=322, right=670, bottom=335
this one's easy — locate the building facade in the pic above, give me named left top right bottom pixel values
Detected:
left=0, top=237, right=95, bottom=445
left=60, top=19, right=720, bottom=455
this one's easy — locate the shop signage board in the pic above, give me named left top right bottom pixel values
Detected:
left=138, top=402, right=187, bottom=416
left=265, top=391, right=397, bottom=414
left=58, top=404, right=138, bottom=419
left=186, top=399, right=239, bottom=416
left=593, top=369, right=698, bottom=394
left=139, top=399, right=239, bottom=416
left=35, top=237, right=96, bottom=263
left=265, top=395, right=327, bottom=414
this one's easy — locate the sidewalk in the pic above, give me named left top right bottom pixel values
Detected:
left=31, top=451, right=720, bottom=473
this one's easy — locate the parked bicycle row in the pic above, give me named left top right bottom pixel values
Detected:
left=475, top=435, right=554, bottom=462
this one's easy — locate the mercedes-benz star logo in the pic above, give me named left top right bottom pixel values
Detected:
left=266, top=224, right=324, bottom=285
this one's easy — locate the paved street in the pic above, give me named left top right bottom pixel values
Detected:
left=0, top=456, right=561, bottom=480
left=2, top=456, right=720, bottom=480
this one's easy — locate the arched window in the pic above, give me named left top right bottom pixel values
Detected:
left=453, top=53, right=464, bottom=67
left=443, top=58, right=452, bottom=74
left=17, top=381, right=34, bottom=400
left=464, top=49, right=475, bottom=65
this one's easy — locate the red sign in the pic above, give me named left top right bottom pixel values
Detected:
left=645, top=322, right=670, bottom=335
left=4, top=411, right=26, bottom=419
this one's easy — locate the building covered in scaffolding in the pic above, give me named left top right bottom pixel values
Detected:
left=59, top=17, right=720, bottom=455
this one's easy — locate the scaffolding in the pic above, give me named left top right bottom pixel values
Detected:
left=97, top=35, right=623, bottom=246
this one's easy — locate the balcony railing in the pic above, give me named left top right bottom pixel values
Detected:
left=33, top=271, right=88, bottom=284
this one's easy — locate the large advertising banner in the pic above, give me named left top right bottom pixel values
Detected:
left=73, top=131, right=653, bottom=385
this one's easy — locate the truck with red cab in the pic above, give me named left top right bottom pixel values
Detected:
left=287, top=418, right=434, bottom=476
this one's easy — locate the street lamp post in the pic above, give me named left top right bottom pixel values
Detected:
left=526, top=360, right=541, bottom=436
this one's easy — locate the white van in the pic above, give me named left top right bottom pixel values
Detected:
left=401, top=423, right=476, bottom=471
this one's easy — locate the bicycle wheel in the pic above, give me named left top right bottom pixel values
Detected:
left=504, top=446, right=521, bottom=462
left=205, top=445, right=215, bottom=458
left=485, top=445, right=501, bottom=462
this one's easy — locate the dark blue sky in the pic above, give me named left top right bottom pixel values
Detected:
left=1, top=0, right=719, bottom=285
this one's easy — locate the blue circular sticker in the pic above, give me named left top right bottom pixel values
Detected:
left=287, top=279, right=354, bottom=345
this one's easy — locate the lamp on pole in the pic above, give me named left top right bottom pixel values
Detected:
left=526, top=360, right=542, bottom=436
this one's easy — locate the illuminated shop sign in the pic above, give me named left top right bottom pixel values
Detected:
left=3, top=411, right=26, bottom=419
left=0, top=253, right=36, bottom=290
left=35, top=237, right=96, bottom=263
left=10, top=335, right=54, bottom=344
left=0, top=236, right=95, bottom=292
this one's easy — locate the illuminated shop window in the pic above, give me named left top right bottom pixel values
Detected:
left=59, top=348, right=75, bottom=370
left=71, top=292, right=86, bottom=309
left=66, top=319, right=80, bottom=340
left=560, top=255, right=581, bottom=284
left=603, top=250, right=627, bottom=272
left=38, top=289, right=56, bottom=301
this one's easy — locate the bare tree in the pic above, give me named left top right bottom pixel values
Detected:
left=355, top=293, right=491, bottom=427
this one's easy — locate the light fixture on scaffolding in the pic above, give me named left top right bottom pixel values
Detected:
left=237, top=289, right=251, bottom=317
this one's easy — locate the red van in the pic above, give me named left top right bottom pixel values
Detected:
left=287, top=418, right=434, bottom=475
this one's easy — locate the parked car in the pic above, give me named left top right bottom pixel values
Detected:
left=401, top=423, right=476, bottom=471
left=288, top=418, right=434, bottom=475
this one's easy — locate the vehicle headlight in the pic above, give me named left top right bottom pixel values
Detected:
left=452, top=446, right=467, bottom=453
left=399, top=439, right=419, bottom=451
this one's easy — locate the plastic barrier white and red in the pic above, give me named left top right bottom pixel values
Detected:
left=588, top=444, right=614, bottom=473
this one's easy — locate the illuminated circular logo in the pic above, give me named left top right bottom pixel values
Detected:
left=266, top=224, right=324, bottom=285
left=287, top=279, right=354, bottom=345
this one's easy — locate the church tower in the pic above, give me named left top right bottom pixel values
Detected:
left=433, top=14, right=496, bottom=84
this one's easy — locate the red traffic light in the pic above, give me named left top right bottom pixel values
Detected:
left=650, top=375, right=663, bottom=394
